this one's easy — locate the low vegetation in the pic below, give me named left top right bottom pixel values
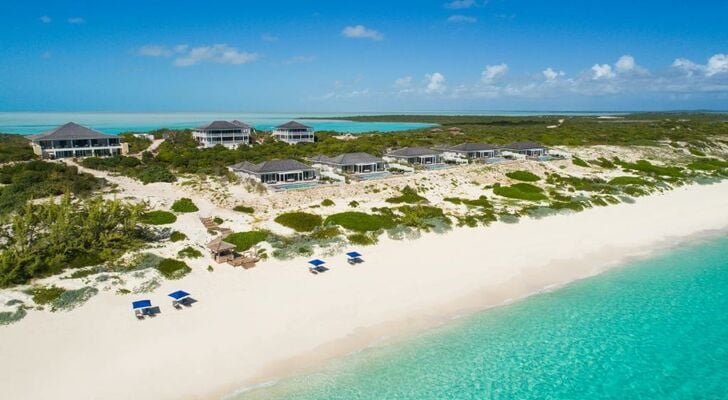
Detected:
left=140, top=210, right=177, bottom=225
left=155, top=258, right=191, bottom=279
left=324, top=211, right=397, bottom=232
left=225, top=230, right=269, bottom=251
left=233, top=205, right=255, bottom=213
left=169, top=231, right=187, bottom=242
left=177, top=246, right=202, bottom=258
left=505, top=170, right=541, bottom=182
left=119, top=133, right=152, bottom=154
left=274, top=212, right=323, bottom=232
left=171, top=198, right=199, bottom=213
left=81, top=155, right=176, bottom=184
left=385, top=186, right=428, bottom=204
left=493, top=183, right=548, bottom=201
left=0, top=133, right=35, bottom=163
left=321, top=199, right=335, bottom=206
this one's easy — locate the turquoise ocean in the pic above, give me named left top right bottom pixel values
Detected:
left=233, top=235, right=728, bottom=400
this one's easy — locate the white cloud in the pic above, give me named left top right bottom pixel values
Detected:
left=481, top=63, right=508, bottom=82
left=138, top=45, right=172, bottom=57
left=261, top=33, right=279, bottom=42
left=542, top=67, right=564, bottom=81
left=394, top=76, right=413, bottom=88
left=591, top=64, right=615, bottom=80
left=39, top=15, right=51, bottom=23
left=67, top=17, right=85, bottom=24
left=425, top=72, right=447, bottom=94
left=173, top=44, right=259, bottom=67
left=447, top=15, right=477, bottom=23
left=672, top=58, right=702, bottom=77
left=284, top=55, right=316, bottom=64
left=444, top=0, right=477, bottom=9
left=706, top=54, right=728, bottom=77
left=615, top=55, right=636, bottom=73
left=341, top=25, right=383, bottom=41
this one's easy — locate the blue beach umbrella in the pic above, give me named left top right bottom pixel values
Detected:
left=168, top=290, right=190, bottom=301
left=132, top=300, right=152, bottom=310
left=308, top=259, right=325, bottom=267
left=346, top=251, right=362, bottom=258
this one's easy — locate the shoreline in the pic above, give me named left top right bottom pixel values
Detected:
left=1, top=181, right=728, bottom=400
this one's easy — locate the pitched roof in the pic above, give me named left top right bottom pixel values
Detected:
left=448, top=143, right=499, bottom=152
left=310, top=152, right=383, bottom=165
left=275, top=120, right=313, bottom=130
left=207, top=238, right=236, bottom=252
left=230, top=159, right=314, bottom=174
left=386, top=147, right=442, bottom=157
left=195, top=120, right=246, bottom=130
left=29, top=122, right=113, bottom=141
left=232, top=120, right=253, bottom=129
left=502, top=141, right=546, bottom=150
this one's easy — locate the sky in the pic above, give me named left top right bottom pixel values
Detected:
left=1, top=0, right=727, bottom=112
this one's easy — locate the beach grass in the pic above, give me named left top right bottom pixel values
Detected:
left=155, top=258, right=191, bottom=280
left=274, top=212, right=323, bottom=232
left=178, top=246, right=202, bottom=259
left=170, top=231, right=187, bottom=242
left=171, top=198, right=199, bottom=213
left=385, top=186, right=428, bottom=204
left=225, top=231, right=269, bottom=251
left=140, top=210, right=177, bottom=225
left=325, top=211, right=397, bottom=232
left=493, top=183, right=548, bottom=201
left=233, top=205, right=255, bottom=214
left=506, top=170, right=541, bottom=182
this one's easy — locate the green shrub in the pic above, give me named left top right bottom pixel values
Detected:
left=170, top=231, right=187, bottom=242
left=233, top=205, right=255, bottom=213
left=593, top=157, right=616, bottom=169
left=347, top=233, right=378, bottom=246
left=177, top=246, right=202, bottom=259
left=618, top=160, right=683, bottom=178
left=171, top=198, right=199, bottom=213
left=52, top=287, right=99, bottom=311
left=687, top=158, right=728, bottom=171
left=0, top=307, right=27, bottom=325
left=506, top=170, right=541, bottom=182
left=572, top=157, right=590, bottom=167
left=608, top=176, right=647, bottom=185
left=325, top=211, right=396, bottom=232
left=493, top=183, right=548, bottom=201
left=26, top=286, right=66, bottom=305
left=155, top=258, right=191, bottom=279
left=225, top=231, right=269, bottom=251
left=321, top=199, right=335, bottom=206
left=213, top=216, right=224, bottom=224
left=348, top=200, right=360, bottom=208
left=140, top=210, right=177, bottom=225
left=274, top=212, right=323, bottom=232
left=385, top=186, right=428, bottom=204
left=688, top=148, right=706, bottom=157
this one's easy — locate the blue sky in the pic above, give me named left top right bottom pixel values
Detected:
left=1, top=0, right=727, bottom=112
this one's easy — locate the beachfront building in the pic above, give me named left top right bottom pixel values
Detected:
left=384, top=147, right=443, bottom=165
left=271, top=121, right=315, bottom=144
left=28, top=122, right=128, bottom=159
left=192, top=120, right=252, bottom=149
left=501, top=142, right=548, bottom=158
left=229, top=159, right=317, bottom=184
left=442, top=143, right=500, bottom=163
left=309, top=152, right=387, bottom=174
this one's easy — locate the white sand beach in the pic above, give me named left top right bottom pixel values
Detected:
left=1, top=181, right=728, bottom=400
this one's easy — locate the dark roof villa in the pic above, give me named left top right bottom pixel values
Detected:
left=501, top=142, right=548, bottom=157
left=229, top=159, right=317, bottom=184
left=384, top=147, right=443, bottom=165
left=192, top=120, right=252, bottom=149
left=28, top=122, right=127, bottom=159
left=272, top=121, right=315, bottom=144
left=309, top=152, right=386, bottom=174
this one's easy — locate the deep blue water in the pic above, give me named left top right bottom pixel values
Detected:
left=233, top=235, right=728, bottom=399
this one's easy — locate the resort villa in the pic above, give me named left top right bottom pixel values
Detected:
left=229, top=159, right=317, bottom=184
left=192, top=120, right=252, bottom=149
left=441, top=143, right=501, bottom=163
left=309, top=152, right=387, bottom=174
left=28, top=122, right=128, bottom=159
left=501, top=142, right=548, bottom=158
left=384, top=147, right=443, bottom=165
left=272, top=121, right=315, bottom=144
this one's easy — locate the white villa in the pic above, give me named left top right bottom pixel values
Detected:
left=309, top=152, right=387, bottom=174
left=501, top=142, right=548, bottom=158
left=28, top=122, right=128, bottom=159
left=441, top=143, right=501, bottom=163
left=192, top=120, right=252, bottom=149
left=229, top=159, right=317, bottom=184
left=272, top=121, right=315, bottom=144
left=384, top=147, right=443, bottom=165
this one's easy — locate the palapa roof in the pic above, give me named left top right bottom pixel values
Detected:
left=386, top=147, right=442, bottom=158
left=502, top=141, right=546, bottom=150
left=230, top=159, right=314, bottom=174
left=29, top=122, right=113, bottom=141
left=195, top=120, right=247, bottom=130
left=207, top=238, right=236, bottom=253
left=275, top=120, right=312, bottom=130
left=310, top=152, right=383, bottom=165
left=448, top=143, right=500, bottom=152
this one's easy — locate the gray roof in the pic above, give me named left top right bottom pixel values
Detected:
left=29, top=122, right=113, bottom=141
left=448, top=143, right=499, bottom=152
left=310, top=152, right=383, bottom=165
left=275, top=120, right=312, bottom=130
left=230, top=159, right=314, bottom=174
left=502, top=141, right=546, bottom=150
left=207, top=238, right=236, bottom=252
left=232, top=120, right=253, bottom=129
left=196, top=120, right=247, bottom=130
left=386, top=147, right=442, bottom=158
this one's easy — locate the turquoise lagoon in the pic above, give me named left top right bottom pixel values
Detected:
left=234, top=235, right=728, bottom=399
left=0, top=112, right=434, bottom=135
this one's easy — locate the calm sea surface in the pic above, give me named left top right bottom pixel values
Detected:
left=233, top=235, right=728, bottom=400
left=0, top=112, right=436, bottom=135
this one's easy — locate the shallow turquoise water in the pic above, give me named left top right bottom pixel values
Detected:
left=0, top=112, right=433, bottom=134
left=234, top=235, right=728, bottom=399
